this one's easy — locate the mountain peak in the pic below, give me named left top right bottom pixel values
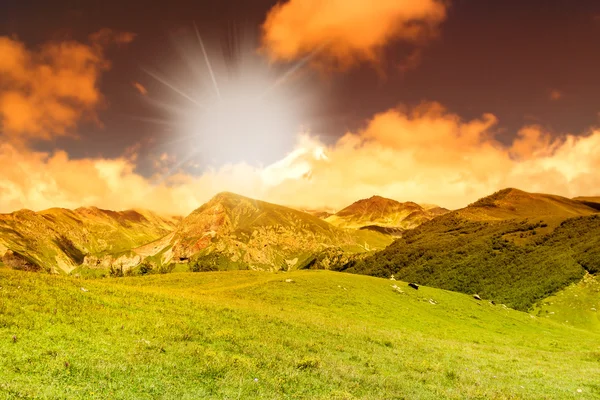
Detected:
left=205, top=191, right=255, bottom=206
left=461, top=188, right=597, bottom=220
left=325, top=195, right=442, bottom=230
left=336, top=196, right=422, bottom=217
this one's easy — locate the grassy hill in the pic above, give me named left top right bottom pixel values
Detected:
left=457, top=188, right=596, bottom=221
left=0, top=208, right=178, bottom=274
left=138, top=192, right=392, bottom=273
left=574, top=196, right=600, bottom=211
left=1, top=267, right=599, bottom=399
left=344, top=189, right=600, bottom=311
left=533, top=273, right=600, bottom=332
left=325, top=195, right=448, bottom=233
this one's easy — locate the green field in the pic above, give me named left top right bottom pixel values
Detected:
left=1, top=268, right=599, bottom=399
left=534, top=273, right=600, bottom=332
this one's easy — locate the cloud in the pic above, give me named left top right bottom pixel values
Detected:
left=89, top=29, right=136, bottom=46
left=2, top=102, right=600, bottom=215
left=549, top=89, right=563, bottom=101
left=0, top=142, right=265, bottom=215
left=261, top=0, right=448, bottom=69
left=133, top=82, right=148, bottom=96
left=0, top=30, right=134, bottom=143
left=266, top=105, right=600, bottom=210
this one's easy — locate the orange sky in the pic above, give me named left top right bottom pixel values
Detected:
left=1, top=0, right=600, bottom=215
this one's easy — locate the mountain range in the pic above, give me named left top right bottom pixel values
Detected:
left=0, top=207, right=178, bottom=273
left=131, top=192, right=393, bottom=273
left=1, top=187, right=599, bottom=313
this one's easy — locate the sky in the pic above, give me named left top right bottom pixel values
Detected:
left=1, top=0, right=600, bottom=215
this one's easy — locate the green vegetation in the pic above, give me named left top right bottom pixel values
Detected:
left=1, top=268, right=599, bottom=399
left=533, top=274, right=600, bottom=332
left=346, top=214, right=600, bottom=311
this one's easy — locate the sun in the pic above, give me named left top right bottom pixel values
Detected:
left=140, top=25, right=319, bottom=173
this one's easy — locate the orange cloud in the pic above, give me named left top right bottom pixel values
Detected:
left=270, top=106, right=600, bottom=210
left=261, top=0, right=448, bottom=68
left=0, top=142, right=266, bottom=215
left=2, top=103, right=600, bottom=215
left=90, top=29, right=136, bottom=46
left=549, top=89, right=563, bottom=101
left=133, top=82, right=148, bottom=96
left=0, top=30, right=134, bottom=143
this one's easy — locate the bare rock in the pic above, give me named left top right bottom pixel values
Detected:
left=2, top=250, right=40, bottom=272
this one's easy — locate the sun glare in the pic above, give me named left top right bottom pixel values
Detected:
left=141, top=25, right=319, bottom=173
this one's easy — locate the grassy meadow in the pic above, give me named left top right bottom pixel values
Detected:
left=1, top=267, right=599, bottom=399
left=534, top=273, right=600, bottom=332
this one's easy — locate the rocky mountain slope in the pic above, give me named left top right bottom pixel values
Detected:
left=325, top=195, right=449, bottom=233
left=0, top=207, right=178, bottom=273
left=137, top=192, right=393, bottom=272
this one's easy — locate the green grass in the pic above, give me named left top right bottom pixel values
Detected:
left=1, top=268, right=599, bottom=399
left=533, top=273, right=600, bottom=332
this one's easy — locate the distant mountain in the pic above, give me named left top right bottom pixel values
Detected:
left=457, top=188, right=597, bottom=220
left=325, top=195, right=449, bottom=233
left=573, top=196, right=600, bottom=211
left=338, top=188, right=600, bottom=311
left=0, top=207, right=178, bottom=273
left=301, top=209, right=334, bottom=219
left=137, top=192, right=393, bottom=272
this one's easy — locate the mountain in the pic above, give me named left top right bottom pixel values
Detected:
left=325, top=195, right=449, bottom=233
left=457, top=188, right=597, bottom=220
left=574, top=196, right=600, bottom=211
left=0, top=207, right=178, bottom=273
left=301, top=209, right=334, bottom=219
left=337, top=189, right=600, bottom=311
left=136, top=192, right=393, bottom=272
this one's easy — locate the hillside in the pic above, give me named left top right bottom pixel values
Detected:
left=325, top=195, right=448, bottom=233
left=342, top=189, right=600, bottom=311
left=533, top=273, right=600, bottom=332
left=136, top=192, right=392, bottom=273
left=574, top=196, right=600, bottom=211
left=458, top=188, right=597, bottom=220
left=0, top=207, right=178, bottom=274
left=1, top=268, right=599, bottom=399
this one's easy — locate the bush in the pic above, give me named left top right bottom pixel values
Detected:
left=109, top=265, right=124, bottom=277
left=296, top=358, right=320, bottom=370
left=139, top=261, right=153, bottom=275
